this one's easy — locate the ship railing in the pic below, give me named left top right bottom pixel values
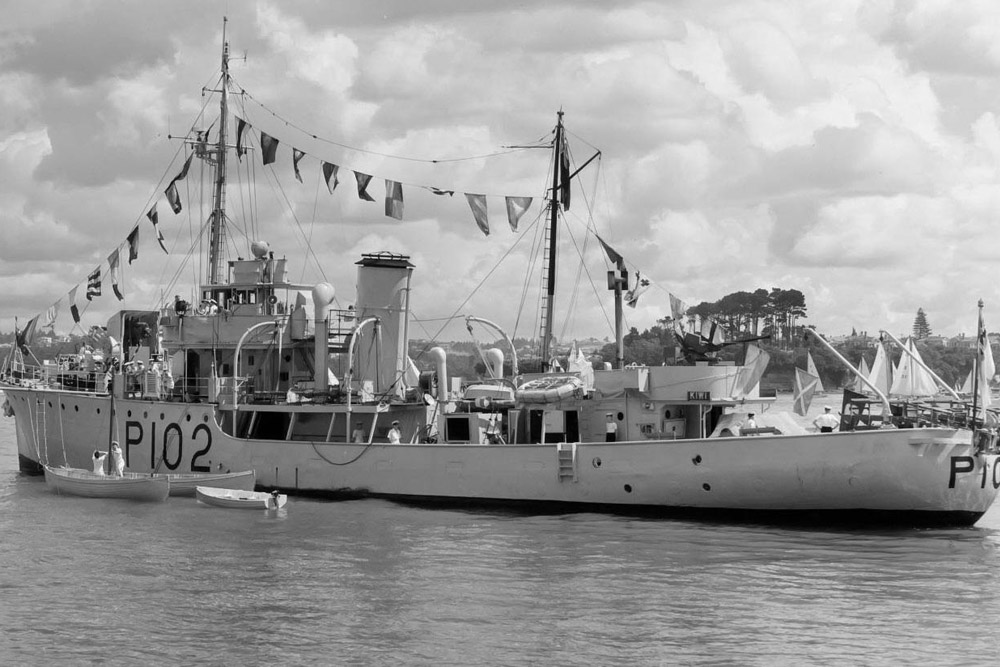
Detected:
left=0, top=363, right=107, bottom=394
left=323, top=309, right=357, bottom=352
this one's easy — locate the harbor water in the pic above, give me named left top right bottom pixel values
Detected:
left=2, top=394, right=1000, bottom=666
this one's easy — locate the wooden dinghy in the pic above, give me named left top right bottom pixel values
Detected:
left=158, top=470, right=256, bottom=497
left=43, top=466, right=170, bottom=502
left=195, top=486, right=287, bottom=510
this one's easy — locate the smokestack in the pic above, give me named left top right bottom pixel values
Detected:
left=355, top=253, right=414, bottom=398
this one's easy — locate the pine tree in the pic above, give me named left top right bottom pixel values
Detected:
left=912, top=308, right=932, bottom=339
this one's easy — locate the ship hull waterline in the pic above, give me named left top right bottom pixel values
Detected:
left=6, top=387, right=999, bottom=526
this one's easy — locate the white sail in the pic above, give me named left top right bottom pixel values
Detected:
left=806, top=351, right=825, bottom=393
left=959, top=371, right=974, bottom=395
left=868, top=343, right=892, bottom=396
left=850, top=356, right=871, bottom=392
left=889, top=338, right=938, bottom=397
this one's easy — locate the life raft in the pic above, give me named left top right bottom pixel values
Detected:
left=515, top=376, right=585, bottom=404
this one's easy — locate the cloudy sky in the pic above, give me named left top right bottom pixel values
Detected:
left=3, top=0, right=1000, bottom=346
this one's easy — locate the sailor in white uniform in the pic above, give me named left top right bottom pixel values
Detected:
left=813, top=406, right=840, bottom=433
left=110, top=442, right=125, bottom=476
left=92, top=450, right=108, bottom=475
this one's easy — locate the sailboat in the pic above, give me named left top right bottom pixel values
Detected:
left=44, top=466, right=170, bottom=502
left=867, top=342, right=893, bottom=397
left=849, top=356, right=871, bottom=393
left=3, top=21, right=999, bottom=526
left=958, top=371, right=974, bottom=396
left=42, top=378, right=170, bottom=502
left=889, top=338, right=939, bottom=397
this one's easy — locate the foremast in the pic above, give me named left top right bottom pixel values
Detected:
left=208, top=18, right=230, bottom=287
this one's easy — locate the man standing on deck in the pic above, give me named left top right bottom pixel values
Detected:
left=388, top=420, right=402, bottom=444
left=352, top=421, right=365, bottom=443
left=605, top=413, right=618, bottom=442
left=813, top=406, right=840, bottom=433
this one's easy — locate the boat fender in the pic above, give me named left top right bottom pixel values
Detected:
left=2, top=399, right=12, bottom=417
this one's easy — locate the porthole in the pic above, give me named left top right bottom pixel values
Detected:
left=96, top=408, right=101, bottom=414
left=160, top=413, right=165, bottom=420
left=143, top=411, right=148, bottom=419
left=203, top=415, right=209, bottom=423
left=74, top=406, right=79, bottom=412
left=127, top=410, right=133, bottom=417
left=186, top=414, right=192, bottom=422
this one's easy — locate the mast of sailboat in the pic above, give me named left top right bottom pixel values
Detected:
left=972, top=299, right=983, bottom=431
left=207, top=17, right=230, bottom=287
left=539, top=111, right=565, bottom=371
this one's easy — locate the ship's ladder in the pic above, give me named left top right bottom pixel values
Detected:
left=31, top=395, right=48, bottom=465
left=537, top=217, right=551, bottom=349
left=556, top=442, right=577, bottom=482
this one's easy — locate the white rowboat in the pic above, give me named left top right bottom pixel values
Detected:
left=195, top=486, right=287, bottom=510
left=158, top=470, right=256, bottom=497
left=43, top=466, right=170, bottom=502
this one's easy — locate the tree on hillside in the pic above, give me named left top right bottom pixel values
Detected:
left=674, top=287, right=806, bottom=349
left=912, top=308, right=932, bottom=339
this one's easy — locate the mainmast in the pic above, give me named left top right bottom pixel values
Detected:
left=539, top=111, right=566, bottom=371
left=207, top=18, right=230, bottom=286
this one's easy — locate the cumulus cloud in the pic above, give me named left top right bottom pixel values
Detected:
left=4, top=0, right=1000, bottom=340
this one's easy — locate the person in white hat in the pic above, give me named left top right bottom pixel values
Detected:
left=605, top=413, right=618, bottom=442
left=388, top=420, right=402, bottom=444
left=813, top=406, right=840, bottom=433
left=110, top=441, right=125, bottom=476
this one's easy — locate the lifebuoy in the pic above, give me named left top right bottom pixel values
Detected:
left=268, top=295, right=278, bottom=305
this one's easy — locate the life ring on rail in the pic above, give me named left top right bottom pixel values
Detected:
left=268, top=295, right=279, bottom=305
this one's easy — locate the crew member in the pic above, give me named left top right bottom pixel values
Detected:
left=744, top=413, right=758, bottom=430
left=110, top=442, right=125, bottom=476
left=92, top=450, right=108, bottom=475
left=388, top=420, right=402, bottom=444
left=352, top=421, right=366, bottom=443
left=813, top=406, right=840, bottom=433
left=605, top=413, right=618, bottom=442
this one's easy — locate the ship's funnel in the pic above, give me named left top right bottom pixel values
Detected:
left=429, top=346, right=447, bottom=400
left=485, top=348, right=504, bottom=379
left=312, top=282, right=336, bottom=391
left=355, top=253, right=415, bottom=399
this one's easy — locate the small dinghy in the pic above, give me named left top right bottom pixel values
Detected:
left=159, top=470, right=256, bottom=497
left=44, top=466, right=170, bottom=502
left=195, top=486, right=287, bottom=510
